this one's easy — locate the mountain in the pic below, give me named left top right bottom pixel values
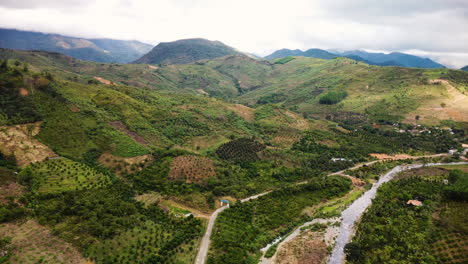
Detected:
left=461, top=65, right=468, bottom=71
left=266, top=48, right=445, bottom=68
left=265, top=48, right=337, bottom=60
left=341, top=50, right=445, bottom=68
left=0, top=28, right=152, bottom=63
left=133, top=38, right=242, bottom=65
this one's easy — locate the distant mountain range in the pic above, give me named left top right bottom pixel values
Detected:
left=133, top=38, right=242, bottom=65
left=264, top=48, right=337, bottom=60
left=264, top=48, right=446, bottom=69
left=0, top=28, right=152, bottom=63
left=0, top=28, right=454, bottom=69
left=461, top=65, right=468, bottom=71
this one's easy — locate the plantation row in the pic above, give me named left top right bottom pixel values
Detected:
left=19, top=158, right=111, bottom=193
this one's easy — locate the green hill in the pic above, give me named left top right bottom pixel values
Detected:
left=133, top=38, right=242, bottom=65
left=461, top=65, right=468, bottom=71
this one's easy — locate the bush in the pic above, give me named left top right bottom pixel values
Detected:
left=319, top=90, right=348, bottom=105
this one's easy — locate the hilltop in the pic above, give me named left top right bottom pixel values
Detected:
left=0, top=28, right=152, bottom=63
left=133, top=38, right=242, bottom=65
left=462, top=65, right=468, bottom=71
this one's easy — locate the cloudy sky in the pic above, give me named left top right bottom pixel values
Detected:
left=1, top=0, right=467, bottom=68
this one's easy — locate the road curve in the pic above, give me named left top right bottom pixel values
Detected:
left=194, top=153, right=449, bottom=264
left=195, top=190, right=272, bottom=264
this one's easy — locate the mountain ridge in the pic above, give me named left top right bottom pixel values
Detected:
left=0, top=28, right=153, bottom=63
left=265, top=48, right=446, bottom=68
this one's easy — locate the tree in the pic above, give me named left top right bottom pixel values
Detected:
left=345, top=242, right=363, bottom=262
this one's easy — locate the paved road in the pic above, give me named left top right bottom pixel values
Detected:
left=194, top=153, right=449, bottom=264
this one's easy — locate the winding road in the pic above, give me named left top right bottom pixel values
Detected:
left=194, top=153, right=451, bottom=264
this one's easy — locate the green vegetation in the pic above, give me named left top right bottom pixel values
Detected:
left=346, top=168, right=468, bottom=264
left=19, top=158, right=111, bottom=194
left=208, top=176, right=351, bottom=264
left=0, top=48, right=467, bottom=264
left=274, top=56, right=295, bottom=64
left=319, top=90, right=347, bottom=105
left=216, top=138, right=265, bottom=162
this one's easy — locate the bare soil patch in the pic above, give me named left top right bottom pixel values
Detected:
left=169, top=155, right=216, bottom=184
left=283, top=110, right=310, bottom=130
left=0, top=220, right=88, bottom=264
left=18, top=87, right=29, bottom=96
left=274, top=230, right=328, bottom=264
left=272, top=128, right=302, bottom=148
left=227, top=104, right=255, bottom=122
left=396, top=167, right=449, bottom=180
left=0, top=122, right=57, bottom=167
left=196, top=89, right=209, bottom=95
left=370, top=153, right=413, bottom=160
left=94, top=76, right=115, bottom=85
left=98, top=153, right=153, bottom=176
left=0, top=182, right=25, bottom=205
left=148, top=65, right=158, bottom=70
left=109, top=121, right=148, bottom=145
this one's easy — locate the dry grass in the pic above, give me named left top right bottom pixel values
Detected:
left=0, top=220, right=88, bottom=264
left=369, top=153, right=413, bottom=160
left=274, top=230, right=328, bottom=264
left=404, top=79, right=468, bottom=125
left=0, top=122, right=57, bottom=167
left=227, top=104, right=255, bottom=122
left=134, top=191, right=162, bottom=207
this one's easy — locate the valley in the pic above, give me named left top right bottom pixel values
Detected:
left=0, top=44, right=467, bottom=264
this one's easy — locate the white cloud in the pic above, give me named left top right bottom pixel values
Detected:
left=0, top=0, right=467, bottom=68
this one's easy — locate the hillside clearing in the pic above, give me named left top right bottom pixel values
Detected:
left=0, top=122, right=57, bottom=166
left=0, top=220, right=88, bottom=264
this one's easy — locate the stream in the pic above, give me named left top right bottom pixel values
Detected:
left=327, top=162, right=468, bottom=264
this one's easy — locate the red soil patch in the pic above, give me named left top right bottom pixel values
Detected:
left=169, top=155, right=216, bottom=184
left=18, top=87, right=29, bottom=96
left=69, top=106, right=81, bottom=112
left=109, top=121, right=148, bottom=145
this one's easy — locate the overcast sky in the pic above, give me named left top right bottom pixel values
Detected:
left=1, top=0, right=467, bottom=68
